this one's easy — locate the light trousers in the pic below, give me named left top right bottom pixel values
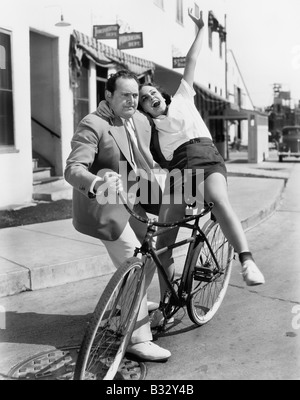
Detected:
left=101, top=205, right=156, bottom=344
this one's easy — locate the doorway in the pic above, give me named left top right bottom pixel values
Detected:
left=30, top=31, right=62, bottom=175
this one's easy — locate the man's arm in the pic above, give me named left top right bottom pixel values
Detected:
left=64, top=115, right=103, bottom=197
left=64, top=115, right=123, bottom=198
left=183, top=9, right=205, bottom=88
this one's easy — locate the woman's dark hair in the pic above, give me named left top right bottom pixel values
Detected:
left=138, top=82, right=172, bottom=112
left=106, top=70, right=140, bottom=94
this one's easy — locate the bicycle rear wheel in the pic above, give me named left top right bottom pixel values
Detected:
left=186, top=220, right=234, bottom=325
left=74, top=257, right=145, bottom=380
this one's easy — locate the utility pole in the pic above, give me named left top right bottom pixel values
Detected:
left=224, top=13, right=229, bottom=160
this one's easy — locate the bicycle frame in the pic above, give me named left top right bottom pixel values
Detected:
left=135, top=217, right=205, bottom=308
left=118, top=193, right=219, bottom=310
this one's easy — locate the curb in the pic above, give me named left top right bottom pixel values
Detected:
left=0, top=252, right=115, bottom=299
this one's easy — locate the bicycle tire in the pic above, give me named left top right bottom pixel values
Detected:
left=74, top=257, right=145, bottom=380
left=186, top=220, right=234, bottom=325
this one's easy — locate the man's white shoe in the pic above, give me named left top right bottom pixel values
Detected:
left=150, top=309, right=174, bottom=329
left=242, top=260, right=265, bottom=286
left=126, top=341, right=171, bottom=361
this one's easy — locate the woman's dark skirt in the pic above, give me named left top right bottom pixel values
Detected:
left=163, top=137, right=227, bottom=205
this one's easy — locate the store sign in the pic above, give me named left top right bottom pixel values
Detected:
left=173, top=57, right=186, bottom=69
left=93, top=25, right=119, bottom=40
left=118, top=32, right=143, bottom=50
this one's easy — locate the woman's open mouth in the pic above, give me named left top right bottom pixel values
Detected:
left=152, top=100, right=161, bottom=108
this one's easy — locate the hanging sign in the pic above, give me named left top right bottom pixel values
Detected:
left=173, top=57, right=186, bottom=69
left=118, top=32, right=143, bottom=50
left=93, top=25, right=119, bottom=40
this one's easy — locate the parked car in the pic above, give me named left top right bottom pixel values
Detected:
left=278, top=126, right=300, bottom=162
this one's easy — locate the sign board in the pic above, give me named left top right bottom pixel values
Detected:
left=93, top=25, right=119, bottom=40
left=118, top=32, right=143, bottom=50
left=173, top=57, right=186, bottom=69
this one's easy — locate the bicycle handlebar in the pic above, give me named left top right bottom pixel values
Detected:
left=118, top=191, right=214, bottom=228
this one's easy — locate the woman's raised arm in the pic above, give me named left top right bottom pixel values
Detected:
left=183, top=9, right=205, bottom=87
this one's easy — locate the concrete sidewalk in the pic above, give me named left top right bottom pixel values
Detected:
left=0, top=156, right=290, bottom=298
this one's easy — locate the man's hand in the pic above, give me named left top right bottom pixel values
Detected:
left=97, top=171, right=123, bottom=193
left=94, top=171, right=123, bottom=194
left=188, top=8, right=204, bottom=30
left=95, top=171, right=124, bottom=205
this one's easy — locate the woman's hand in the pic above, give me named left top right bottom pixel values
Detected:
left=97, top=100, right=114, bottom=119
left=188, top=8, right=204, bottom=31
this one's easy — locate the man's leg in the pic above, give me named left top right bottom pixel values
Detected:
left=101, top=208, right=171, bottom=361
left=101, top=205, right=156, bottom=344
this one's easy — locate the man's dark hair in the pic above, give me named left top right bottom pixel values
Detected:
left=106, top=70, right=140, bottom=94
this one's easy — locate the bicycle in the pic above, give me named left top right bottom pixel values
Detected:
left=74, top=192, right=234, bottom=380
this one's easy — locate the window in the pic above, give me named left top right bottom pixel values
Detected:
left=0, top=29, right=14, bottom=147
left=96, top=65, right=108, bottom=106
left=176, top=0, right=183, bottom=24
left=153, top=0, right=164, bottom=9
left=219, top=37, right=223, bottom=58
left=73, top=56, right=89, bottom=131
left=208, top=27, right=213, bottom=49
left=234, top=85, right=242, bottom=108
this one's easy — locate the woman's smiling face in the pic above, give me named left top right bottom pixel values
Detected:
left=139, top=85, right=167, bottom=118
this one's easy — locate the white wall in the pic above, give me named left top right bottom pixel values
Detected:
left=0, top=1, right=74, bottom=208
left=0, top=5, right=32, bottom=208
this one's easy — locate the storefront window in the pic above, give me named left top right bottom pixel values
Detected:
left=73, top=56, right=89, bottom=131
left=0, top=29, right=14, bottom=147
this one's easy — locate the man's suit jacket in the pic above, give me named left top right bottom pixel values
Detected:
left=64, top=109, right=161, bottom=241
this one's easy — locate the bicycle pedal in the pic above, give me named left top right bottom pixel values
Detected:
left=193, top=266, right=214, bottom=282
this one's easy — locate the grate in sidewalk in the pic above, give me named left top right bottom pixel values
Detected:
left=7, top=346, right=146, bottom=380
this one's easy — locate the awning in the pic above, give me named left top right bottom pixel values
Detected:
left=70, top=30, right=155, bottom=77
left=208, top=106, right=268, bottom=121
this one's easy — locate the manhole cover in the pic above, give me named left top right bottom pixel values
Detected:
left=7, top=347, right=146, bottom=380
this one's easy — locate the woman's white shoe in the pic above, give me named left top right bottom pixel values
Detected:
left=242, top=260, right=265, bottom=286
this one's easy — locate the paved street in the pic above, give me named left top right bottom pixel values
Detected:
left=0, top=154, right=299, bottom=381
left=145, top=164, right=300, bottom=380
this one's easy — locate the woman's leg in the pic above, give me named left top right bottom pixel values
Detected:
left=202, top=172, right=265, bottom=285
left=203, top=173, right=249, bottom=254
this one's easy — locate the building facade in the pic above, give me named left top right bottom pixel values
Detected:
left=0, top=0, right=265, bottom=209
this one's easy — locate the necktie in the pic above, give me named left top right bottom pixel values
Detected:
left=124, top=119, right=137, bottom=173
left=124, top=119, right=152, bottom=174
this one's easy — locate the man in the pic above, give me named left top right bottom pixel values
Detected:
left=64, top=70, right=171, bottom=361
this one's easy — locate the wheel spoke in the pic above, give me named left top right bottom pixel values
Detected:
left=74, top=258, right=144, bottom=380
left=187, top=222, right=233, bottom=325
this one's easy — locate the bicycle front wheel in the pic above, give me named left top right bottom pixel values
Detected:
left=74, top=257, right=145, bottom=380
left=186, top=220, right=234, bottom=325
